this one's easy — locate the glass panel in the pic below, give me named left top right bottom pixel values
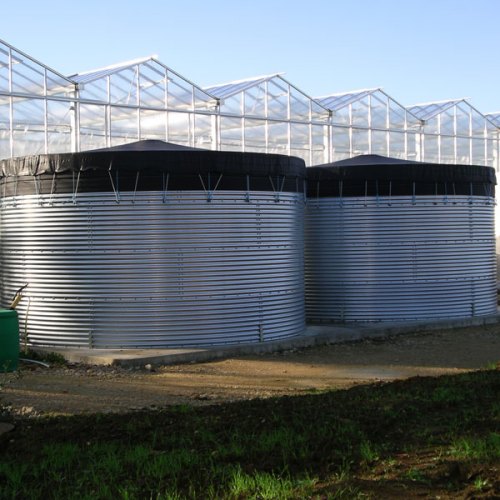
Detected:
left=439, top=109, right=455, bottom=135
left=351, top=97, right=370, bottom=127
left=0, top=46, right=11, bottom=92
left=457, top=137, right=471, bottom=164
left=311, top=102, right=329, bottom=122
left=11, top=53, right=45, bottom=95
left=290, top=123, right=309, bottom=160
left=193, top=113, right=213, bottom=149
left=389, top=105, right=407, bottom=130
left=46, top=72, right=74, bottom=98
left=167, top=111, right=190, bottom=146
left=311, top=124, right=327, bottom=166
left=110, top=106, right=138, bottom=144
left=440, top=136, right=455, bottom=163
left=110, top=68, right=139, bottom=106
left=409, top=132, right=419, bottom=161
left=370, top=94, right=388, bottom=129
left=220, top=116, right=242, bottom=151
left=79, top=79, right=109, bottom=102
left=471, top=110, right=487, bottom=137
left=267, top=122, right=288, bottom=154
left=193, top=87, right=216, bottom=111
left=220, top=94, right=242, bottom=115
left=79, top=104, right=107, bottom=151
left=487, top=139, right=499, bottom=170
left=331, top=126, right=350, bottom=161
left=47, top=100, right=72, bottom=153
left=267, top=80, right=288, bottom=120
left=244, top=83, right=266, bottom=117
left=0, top=95, right=10, bottom=159
left=455, top=104, right=471, bottom=136
left=12, top=98, right=45, bottom=156
left=243, top=118, right=266, bottom=152
left=423, top=135, right=439, bottom=163
left=331, top=107, right=350, bottom=126
left=167, top=74, right=193, bottom=110
left=352, top=128, right=369, bottom=155
left=371, top=130, right=388, bottom=155
left=424, top=117, right=439, bottom=135
left=472, top=138, right=487, bottom=165
left=140, top=109, right=166, bottom=141
left=389, top=131, right=405, bottom=158
left=289, top=87, right=310, bottom=121
left=139, top=63, right=166, bottom=108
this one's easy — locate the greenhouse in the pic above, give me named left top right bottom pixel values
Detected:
left=0, top=37, right=499, bottom=171
left=206, top=74, right=331, bottom=165
left=316, top=88, right=422, bottom=162
left=408, top=99, right=498, bottom=167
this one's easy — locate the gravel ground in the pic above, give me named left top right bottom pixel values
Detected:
left=1, top=323, right=500, bottom=416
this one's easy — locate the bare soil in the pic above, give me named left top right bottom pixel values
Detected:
left=2, top=323, right=500, bottom=416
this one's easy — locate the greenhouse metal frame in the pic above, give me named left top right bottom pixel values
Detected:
left=1, top=38, right=499, bottom=171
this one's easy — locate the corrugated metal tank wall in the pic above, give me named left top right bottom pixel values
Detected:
left=305, top=155, right=497, bottom=322
left=0, top=141, right=306, bottom=348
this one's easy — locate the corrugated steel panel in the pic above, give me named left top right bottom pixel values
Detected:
left=305, top=196, right=497, bottom=322
left=0, top=191, right=305, bottom=348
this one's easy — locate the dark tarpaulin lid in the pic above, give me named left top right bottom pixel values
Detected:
left=308, top=154, right=496, bottom=184
left=0, top=140, right=306, bottom=179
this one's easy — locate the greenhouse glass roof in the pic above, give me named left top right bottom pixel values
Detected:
left=316, top=89, right=378, bottom=111
left=206, top=74, right=330, bottom=122
left=407, top=99, right=466, bottom=121
left=205, top=74, right=282, bottom=100
left=486, top=113, right=500, bottom=127
left=0, top=38, right=75, bottom=97
left=408, top=98, right=498, bottom=136
left=70, top=56, right=217, bottom=111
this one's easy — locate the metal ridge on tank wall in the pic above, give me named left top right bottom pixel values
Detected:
left=305, top=155, right=497, bottom=322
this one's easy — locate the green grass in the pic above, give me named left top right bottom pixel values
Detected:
left=450, top=432, right=500, bottom=461
left=0, top=369, right=499, bottom=499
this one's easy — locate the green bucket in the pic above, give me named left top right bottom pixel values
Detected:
left=0, top=309, right=19, bottom=372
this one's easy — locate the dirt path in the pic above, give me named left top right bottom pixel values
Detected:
left=1, top=323, right=500, bottom=416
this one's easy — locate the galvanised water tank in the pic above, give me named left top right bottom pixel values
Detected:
left=305, top=155, right=497, bottom=322
left=0, top=141, right=306, bottom=348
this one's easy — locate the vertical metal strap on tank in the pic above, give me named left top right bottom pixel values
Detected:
left=443, top=182, right=448, bottom=205
left=339, top=180, right=343, bottom=207
left=388, top=181, right=392, bottom=206
left=268, top=175, right=285, bottom=202
left=49, top=172, right=57, bottom=206
left=108, top=163, right=120, bottom=203
left=469, top=182, right=473, bottom=205
left=374, top=180, right=379, bottom=206
left=303, top=179, right=307, bottom=205
left=198, top=172, right=223, bottom=202
left=316, top=180, right=320, bottom=208
left=72, top=169, right=81, bottom=205
left=245, top=174, right=251, bottom=202
left=33, top=175, right=41, bottom=205
left=132, top=171, right=140, bottom=204
left=162, top=172, right=170, bottom=204
left=412, top=181, right=416, bottom=205
left=433, top=182, right=438, bottom=205
left=364, top=180, right=368, bottom=207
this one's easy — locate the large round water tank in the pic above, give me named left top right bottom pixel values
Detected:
left=305, top=155, right=497, bottom=322
left=0, top=141, right=306, bottom=348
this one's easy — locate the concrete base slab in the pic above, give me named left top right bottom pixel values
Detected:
left=30, top=314, right=500, bottom=368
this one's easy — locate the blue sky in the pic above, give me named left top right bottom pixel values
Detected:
left=2, top=0, right=499, bottom=112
